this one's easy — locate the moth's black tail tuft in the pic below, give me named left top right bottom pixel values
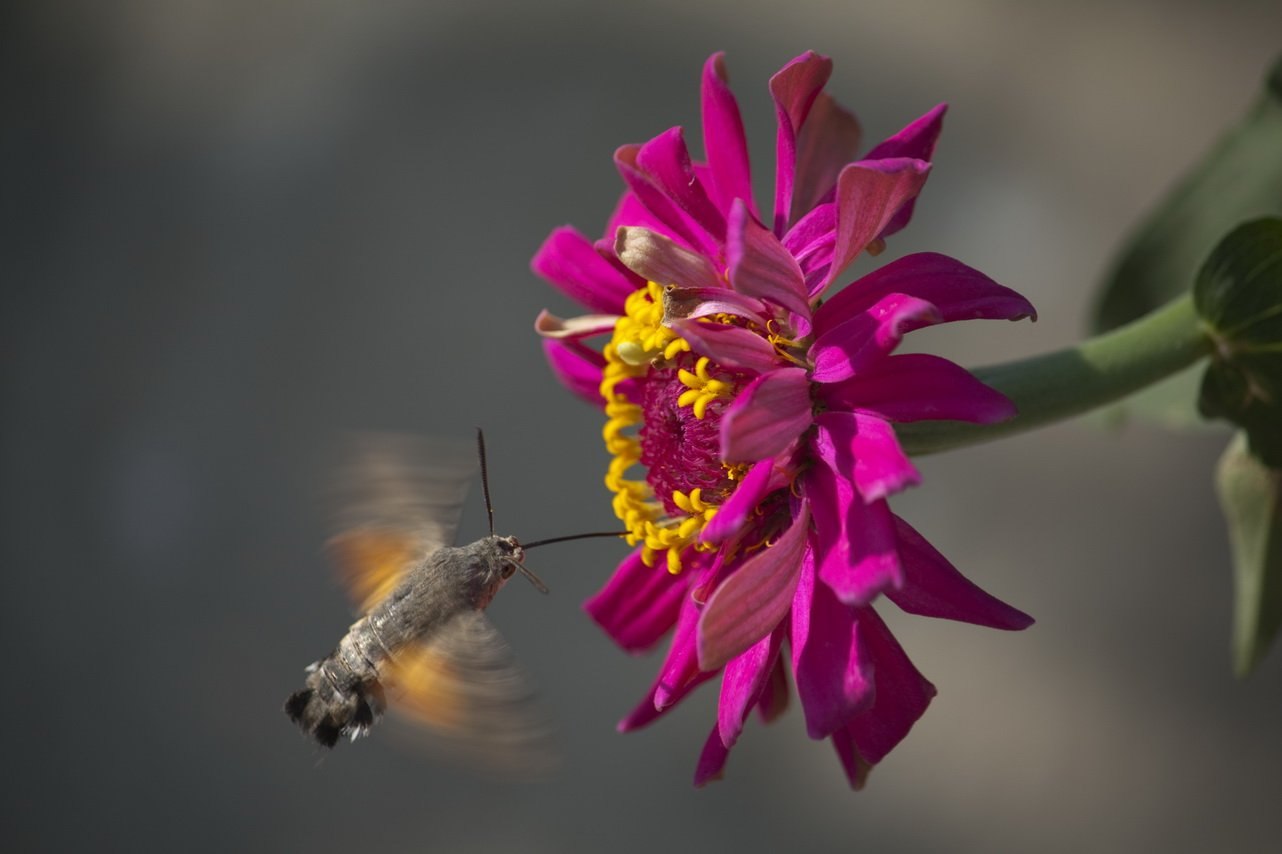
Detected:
left=284, top=662, right=386, bottom=748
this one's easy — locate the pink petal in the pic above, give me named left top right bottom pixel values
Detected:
left=661, top=286, right=769, bottom=325
left=886, top=515, right=1034, bottom=630
left=805, top=459, right=902, bottom=605
left=718, top=624, right=785, bottom=748
left=697, top=501, right=811, bottom=671
left=618, top=590, right=715, bottom=732
left=604, top=189, right=678, bottom=246
left=791, top=91, right=862, bottom=222
left=814, top=411, right=920, bottom=503
left=726, top=199, right=810, bottom=318
left=532, top=226, right=637, bottom=314
left=769, top=51, right=832, bottom=234
left=756, top=658, right=790, bottom=724
left=791, top=545, right=874, bottom=738
left=813, top=252, right=1037, bottom=339
left=701, top=53, right=756, bottom=217
left=616, top=143, right=720, bottom=258
left=542, top=339, right=605, bottom=407
left=700, top=457, right=784, bottom=544
left=822, top=353, right=1017, bottom=424
left=533, top=309, right=618, bottom=340
left=824, top=158, right=931, bottom=290
left=863, top=103, right=947, bottom=236
left=585, top=548, right=690, bottom=652
left=781, top=201, right=838, bottom=292
left=810, top=293, right=942, bottom=383
left=614, top=226, right=723, bottom=290
left=672, top=319, right=782, bottom=373
left=831, top=730, right=874, bottom=790
left=693, top=725, right=731, bottom=787
left=842, top=607, right=936, bottom=764
left=720, top=368, right=813, bottom=462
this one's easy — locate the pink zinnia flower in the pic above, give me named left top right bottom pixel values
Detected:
left=533, top=51, right=1036, bottom=787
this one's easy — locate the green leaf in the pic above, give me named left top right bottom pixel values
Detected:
left=1216, top=433, right=1282, bottom=676
left=1094, top=53, right=1282, bottom=335
left=1195, top=217, right=1282, bottom=466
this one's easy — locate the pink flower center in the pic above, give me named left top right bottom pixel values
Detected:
left=640, top=355, right=736, bottom=515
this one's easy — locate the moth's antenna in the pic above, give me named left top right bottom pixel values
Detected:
left=476, top=427, right=495, bottom=536
left=523, top=531, right=627, bottom=549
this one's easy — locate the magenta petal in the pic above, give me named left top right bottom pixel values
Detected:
left=814, top=411, right=920, bottom=503
left=843, top=607, right=936, bottom=764
left=701, top=52, right=756, bottom=217
left=693, top=725, right=731, bottom=787
left=604, top=189, right=677, bottom=245
left=866, top=103, right=947, bottom=163
left=673, top=320, right=782, bottom=373
left=720, top=368, right=813, bottom=463
left=887, top=515, right=1034, bottom=630
left=633, top=127, right=726, bottom=241
left=810, top=293, right=942, bottom=383
left=822, top=353, right=1017, bottom=424
left=717, top=624, right=784, bottom=748
left=542, top=339, right=605, bottom=407
left=814, top=252, right=1037, bottom=339
left=614, top=226, right=723, bottom=290
left=700, top=457, right=782, bottom=544
left=824, top=158, right=931, bottom=289
left=697, top=501, right=810, bottom=671
left=769, top=51, right=832, bottom=234
left=808, top=424, right=903, bottom=605
left=791, top=545, right=874, bottom=738
left=831, top=730, right=874, bottom=790
left=585, top=548, right=690, bottom=652
left=791, top=91, right=862, bottom=222
left=532, top=226, right=636, bottom=314
left=726, top=199, right=810, bottom=318
left=616, top=143, right=719, bottom=257
left=619, top=590, right=716, bottom=732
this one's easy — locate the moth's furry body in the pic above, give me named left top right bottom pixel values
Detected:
left=286, top=535, right=523, bottom=747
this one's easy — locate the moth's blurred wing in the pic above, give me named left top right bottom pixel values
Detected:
left=326, top=433, right=477, bottom=613
left=381, top=611, right=557, bottom=778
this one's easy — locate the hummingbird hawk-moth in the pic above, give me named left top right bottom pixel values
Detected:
left=284, top=430, right=614, bottom=774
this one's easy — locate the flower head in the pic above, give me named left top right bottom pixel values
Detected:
left=533, top=51, right=1036, bottom=787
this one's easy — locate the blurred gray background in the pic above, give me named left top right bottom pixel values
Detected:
left=4, top=1, right=1281, bottom=851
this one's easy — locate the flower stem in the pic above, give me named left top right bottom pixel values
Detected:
left=896, top=293, right=1214, bottom=456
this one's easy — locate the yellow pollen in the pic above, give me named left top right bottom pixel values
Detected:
left=600, top=283, right=733, bottom=574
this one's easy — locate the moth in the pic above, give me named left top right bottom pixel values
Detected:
left=284, top=430, right=612, bottom=774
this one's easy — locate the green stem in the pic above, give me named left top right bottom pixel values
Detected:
left=896, top=293, right=1214, bottom=455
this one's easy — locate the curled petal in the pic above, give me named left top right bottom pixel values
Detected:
left=634, top=126, right=727, bottom=240
left=616, top=143, right=719, bottom=257
left=791, top=546, right=874, bottom=739
left=863, top=103, right=946, bottom=238
left=792, top=91, right=862, bottom=221
left=673, top=319, right=782, bottom=373
left=810, top=293, right=942, bottom=383
left=662, top=286, right=768, bottom=325
left=770, top=51, right=833, bottom=234
left=697, top=501, right=810, bottom=671
left=831, top=730, right=874, bottom=790
left=532, top=226, right=637, bottom=314
left=808, top=424, right=903, bottom=604
left=720, top=368, right=813, bottom=462
left=718, top=624, right=785, bottom=748
left=618, top=589, right=715, bottom=731
left=825, top=158, right=932, bottom=290
left=542, top=339, right=605, bottom=407
left=693, top=725, right=731, bottom=787
left=585, top=548, right=690, bottom=652
left=823, top=353, right=1017, bottom=424
left=814, top=251, right=1037, bottom=339
left=534, top=309, right=618, bottom=340
left=726, top=199, right=810, bottom=318
left=701, top=52, right=756, bottom=217
left=841, top=607, right=936, bottom=764
left=887, top=515, right=1034, bottom=630
left=814, top=411, right=919, bottom=503
left=614, top=226, right=723, bottom=290
left=700, top=457, right=785, bottom=544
